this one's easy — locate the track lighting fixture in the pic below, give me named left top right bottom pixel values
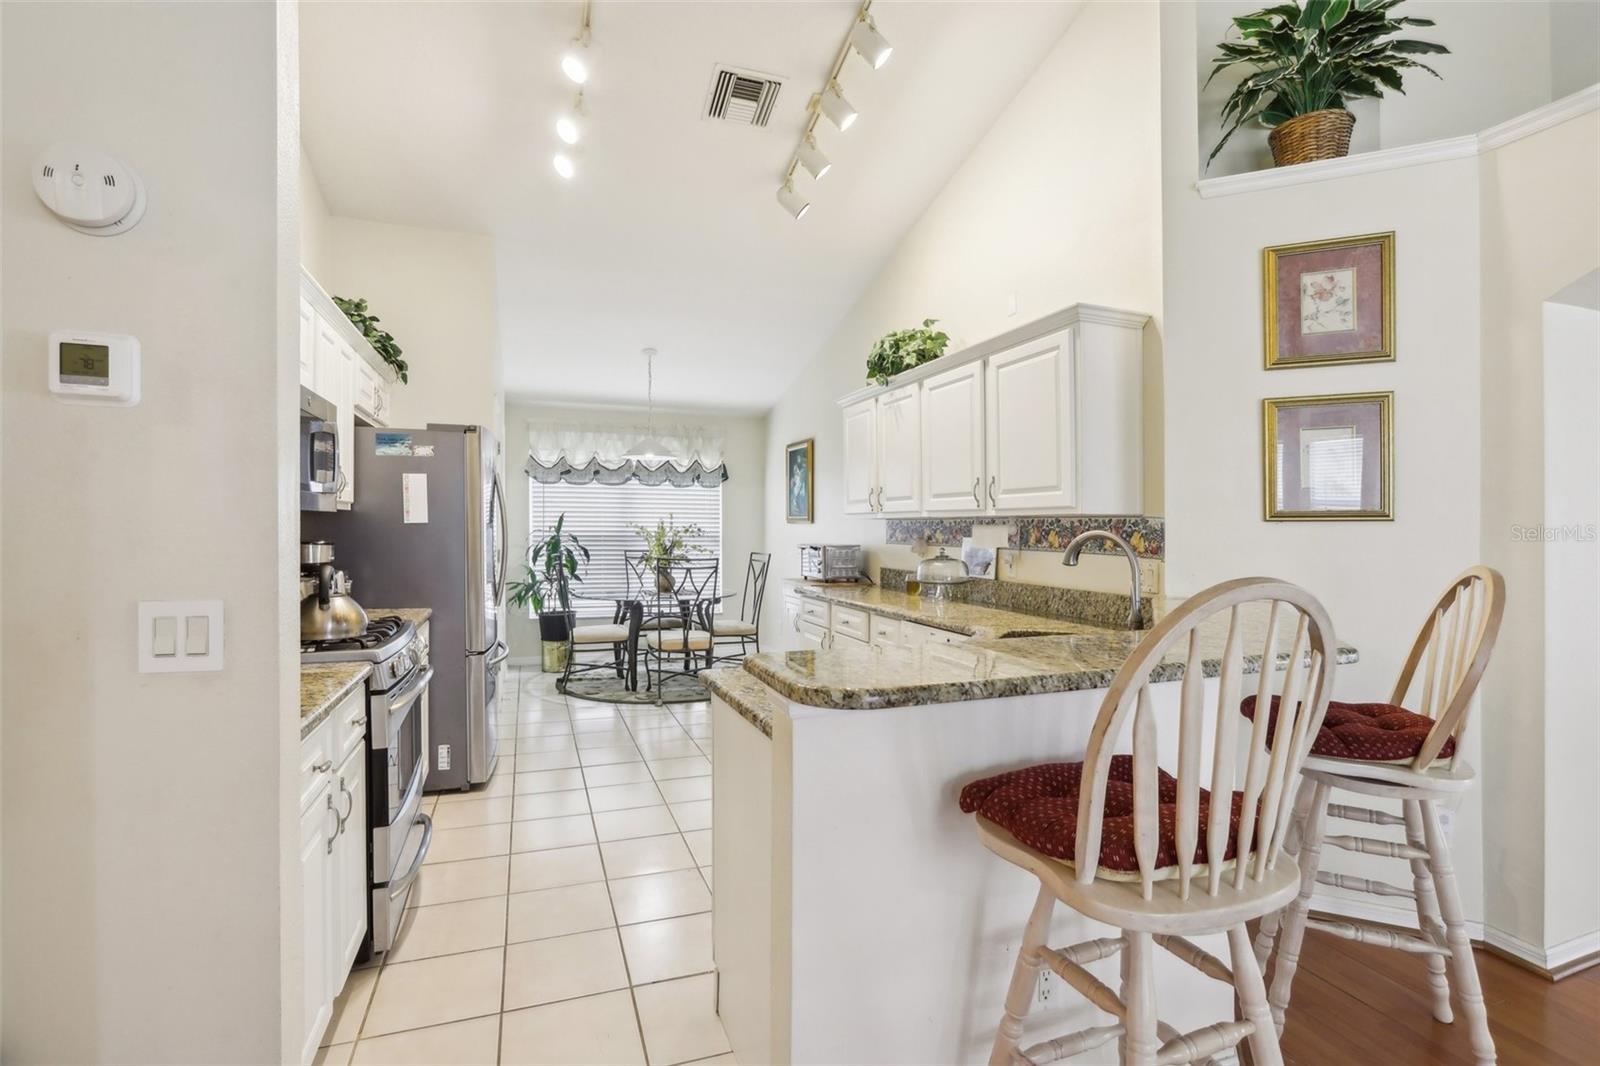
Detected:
left=776, top=179, right=810, bottom=221
left=796, top=134, right=831, bottom=181
left=561, top=0, right=593, bottom=84
left=556, top=93, right=585, bottom=145
left=849, top=15, right=892, bottom=70
left=552, top=152, right=576, bottom=180
left=819, top=81, right=858, bottom=132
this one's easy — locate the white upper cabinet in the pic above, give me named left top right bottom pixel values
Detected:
left=985, top=328, right=1075, bottom=511
left=299, top=297, right=317, bottom=389
left=921, top=361, right=985, bottom=511
left=836, top=304, right=1146, bottom=519
left=841, top=398, right=879, bottom=514
left=876, top=384, right=922, bottom=513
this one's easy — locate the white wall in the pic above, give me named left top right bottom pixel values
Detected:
left=1, top=1, right=297, bottom=1059
left=300, top=146, right=333, bottom=282
left=504, top=401, right=768, bottom=664
left=761, top=0, right=1164, bottom=633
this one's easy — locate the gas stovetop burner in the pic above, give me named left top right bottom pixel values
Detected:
left=302, top=615, right=406, bottom=654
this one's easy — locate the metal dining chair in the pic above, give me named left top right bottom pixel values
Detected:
left=640, top=558, right=719, bottom=699
left=705, top=551, right=770, bottom=665
left=557, top=571, right=639, bottom=693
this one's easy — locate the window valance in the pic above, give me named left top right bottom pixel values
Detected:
left=525, top=422, right=729, bottom=487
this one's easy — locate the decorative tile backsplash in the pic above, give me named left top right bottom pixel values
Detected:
left=878, top=566, right=1150, bottom=629
left=883, top=515, right=1164, bottom=560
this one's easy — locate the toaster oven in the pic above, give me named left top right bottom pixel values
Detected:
left=799, top=544, right=863, bottom=583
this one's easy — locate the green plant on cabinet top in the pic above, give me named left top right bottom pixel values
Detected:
left=1206, top=0, right=1450, bottom=169
left=332, top=295, right=409, bottom=384
left=866, top=318, right=951, bottom=386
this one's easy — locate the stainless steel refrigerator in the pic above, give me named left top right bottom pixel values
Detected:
left=305, top=424, right=506, bottom=791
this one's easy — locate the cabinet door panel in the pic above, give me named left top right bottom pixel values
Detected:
left=298, top=298, right=317, bottom=389
left=332, top=742, right=368, bottom=979
left=299, top=781, right=334, bottom=1064
left=985, top=329, right=1076, bottom=511
left=876, top=385, right=921, bottom=513
left=921, top=362, right=984, bottom=511
left=841, top=399, right=878, bottom=514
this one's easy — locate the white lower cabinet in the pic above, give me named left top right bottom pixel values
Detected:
left=796, top=619, right=829, bottom=650
left=299, top=687, right=368, bottom=1064
left=786, top=595, right=970, bottom=653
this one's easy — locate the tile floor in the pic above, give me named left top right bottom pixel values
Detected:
left=316, top=667, right=734, bottom=1066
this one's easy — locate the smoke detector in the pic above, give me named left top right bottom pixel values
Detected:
left=32, top=142, right=147, bottom=236
left=704, top=66, right=782, bottom=127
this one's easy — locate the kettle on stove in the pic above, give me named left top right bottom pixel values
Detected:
left=301, top=541, right=370, bottom=642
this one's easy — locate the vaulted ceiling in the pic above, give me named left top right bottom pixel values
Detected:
left=300, top=1, right=1083, bottom=410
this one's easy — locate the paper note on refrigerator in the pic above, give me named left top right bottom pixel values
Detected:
left=402, top=473, right=429, bottom=524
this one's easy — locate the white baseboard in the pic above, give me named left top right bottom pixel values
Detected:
left=1483, top=926, right=1600, bottom=972
left=507, top=655, right=541, bottom=668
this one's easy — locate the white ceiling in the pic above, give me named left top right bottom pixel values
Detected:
left=301, top=1, right=1083, bottom=412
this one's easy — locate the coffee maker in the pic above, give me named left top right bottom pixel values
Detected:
left=300, top=541, right=370, bottom=642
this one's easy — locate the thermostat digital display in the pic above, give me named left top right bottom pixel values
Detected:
left=48, top=331, right=140, bottom=405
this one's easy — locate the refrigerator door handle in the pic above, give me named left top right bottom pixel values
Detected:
left=492, top=470, right=508, bottom=606
left=487, top=640, right=509, bottom=669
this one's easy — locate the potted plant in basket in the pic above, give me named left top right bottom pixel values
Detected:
left=507, top=514, right=590, bottom=672
left=630, top=516, right=710, bottom=592
left=1207, top=0, right=1449, bottom=170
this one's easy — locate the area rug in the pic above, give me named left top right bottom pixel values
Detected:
left=559, top=672, right=710, bottom=705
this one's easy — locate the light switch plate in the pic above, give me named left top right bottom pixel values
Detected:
left=139, top=600, right=224, bottom=673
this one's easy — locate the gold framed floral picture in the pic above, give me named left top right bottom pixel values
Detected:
left=1263, top=392, right=1393, bottom=521
left=1263, top=232, right=1395, bottom=369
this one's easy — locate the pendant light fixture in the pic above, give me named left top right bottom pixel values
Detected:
left=622, top=348, right=673, bottom=464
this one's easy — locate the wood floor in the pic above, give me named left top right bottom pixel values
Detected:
left=1274, top=928, right=1600, bottom=1064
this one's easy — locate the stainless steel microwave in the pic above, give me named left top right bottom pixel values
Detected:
left=300, top=386, right=340, bottom=511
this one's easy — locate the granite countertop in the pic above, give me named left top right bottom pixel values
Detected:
left=744, top=597, right=1358, bottom=712
left=701, top=667, right=784, bottom=738
left=784, top=581, right=1120, bottom=640
left=365, top=607, right=433, bottom=627
left=301, top=663, right=371, bottom=739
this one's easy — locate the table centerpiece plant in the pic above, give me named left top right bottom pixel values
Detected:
left=630, top=516, right=711, bottom=592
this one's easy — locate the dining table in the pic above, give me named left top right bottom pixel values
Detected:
left=566, top=587, right=740, bottom=692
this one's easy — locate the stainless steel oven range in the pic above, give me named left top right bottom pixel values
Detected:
left=301, top=615, right=432, bottom=957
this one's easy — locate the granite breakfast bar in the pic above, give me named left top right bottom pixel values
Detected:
left=703, top=595, right=1357, bottom=1066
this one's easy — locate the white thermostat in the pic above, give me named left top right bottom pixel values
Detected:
left=48, top=331, right=140, bottom=406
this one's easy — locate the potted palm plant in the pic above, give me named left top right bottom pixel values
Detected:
left=507, top=514, right=590, bottom=672
left=1207, top=0, right=1449, bottom=169
left=630, top=516, right=710, bottom=592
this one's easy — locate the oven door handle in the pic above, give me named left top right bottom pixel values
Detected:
left=388, top=665, right=434, bottom=715
left=388, top=811, right=433, bottom=901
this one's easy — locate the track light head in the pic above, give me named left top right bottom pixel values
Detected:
left=556, top=92, right=585, bottom=146
left=776, top=179, right=810, bottom=221
left=849, top=16, right=892, bottom=70
left=553, top=153, right=576, bottom=180
left=561, top=41, right=589, bottom=85
left=819, top=82, right=858, bottom=132
left=796, top=135, right=831, bottom=181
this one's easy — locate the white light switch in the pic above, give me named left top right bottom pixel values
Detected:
left=139, top=600, right=224, bottom=673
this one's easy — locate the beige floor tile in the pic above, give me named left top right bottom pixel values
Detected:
left=699, top=866, right=713, bottom=891
left=512, top=813, right=597, bottom=853
left=506, top=881, right=617, bottom=943
left=582, top=762, right=655, bottom=788
left=312, top=1043, right=352, bottom=1066
left=684, top=1056, right=736, bottom=1065
left=618, top=913, right=714, bottom=985
left=437, top=773, right=514, bottom=802
left=514, top=789, right=590, bottom=821
left=411, top=855, right=509, bottom=907
left=599, top=834, right=696, bottom=878
left=658, top=777, right=712, bottom=805
left=519, top=720, right=574, bottom=737
left=499, top=989, right=646, bottom=1066
left=608, top=869, right=712, bottom=926
left=387, top=895, right=506, bottom=963
left=579, top=744, right=643, bottom=766
left=635, top=739, right=705, bottom=761
left=682, top=829, right=712, bottom=866
left=685, top=724, right=713, bottom=741
left=518, top=734, right=580, bottom=754
left=669, top=799, right=713, bottom=832
left=503, top=928, right=629, bottom=1009
left=322, top=965, right=377, bottom=1047
left=587, top=781, right=664, bottom=812
left=350, top=1014, right=499, bottom=1065
left=428, top=796, right=514, bottom=830
left=518, top=748, right=582, bottom=771
left=515, top=768, right=587, bottom=794
left=510, top=843, right=606, bottom=892
left=650, top=756, right=712, bottom=780
left=570, top=705, right=624, bottom=722
left=593, top=806, right=679, bottom=843
left=633, top=973, right=731, bottom=1066
left=573, top=715, right=630, bottom=733
left=575, top=727, right=637, bottom=749
left=362, top=947, right=503, bottom=1037
left=422, top=823, right=511, bottom=865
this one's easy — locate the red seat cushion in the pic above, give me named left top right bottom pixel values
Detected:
left=1240, top=696, right=1454, bottom=764
left=958, top=755, right=1245, bottom=878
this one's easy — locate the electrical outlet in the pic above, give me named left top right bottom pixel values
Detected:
left=1436, top=806, right=1454, bottom=838
left=437, top=744, right=452, bottom=771
left=1035, top=966, right=1053, bottom=1005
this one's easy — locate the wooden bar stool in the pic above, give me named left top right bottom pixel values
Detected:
left=1254, top=566, right=1505, bottom=1065
left=962, top=578, right=1338, bottom=1066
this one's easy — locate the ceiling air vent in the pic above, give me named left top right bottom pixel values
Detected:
left=705, top=66, right=781, bottom=127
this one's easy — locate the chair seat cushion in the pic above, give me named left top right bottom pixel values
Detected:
left=711, top=620, right=758, bottom=637
left=571, top=624, right=631, bottom=644
left=1240, top=696, right=1455, bottom=764
left=958, top=756, right=1245, bottom=879
left=646, top=630, right=712, bottom=651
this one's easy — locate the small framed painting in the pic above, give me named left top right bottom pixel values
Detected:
left=1262, top=392, right=1393, bottom=521
left=1263, top=232, right=1395, bottom=369
left=785, top=438, right=814, bottom=523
